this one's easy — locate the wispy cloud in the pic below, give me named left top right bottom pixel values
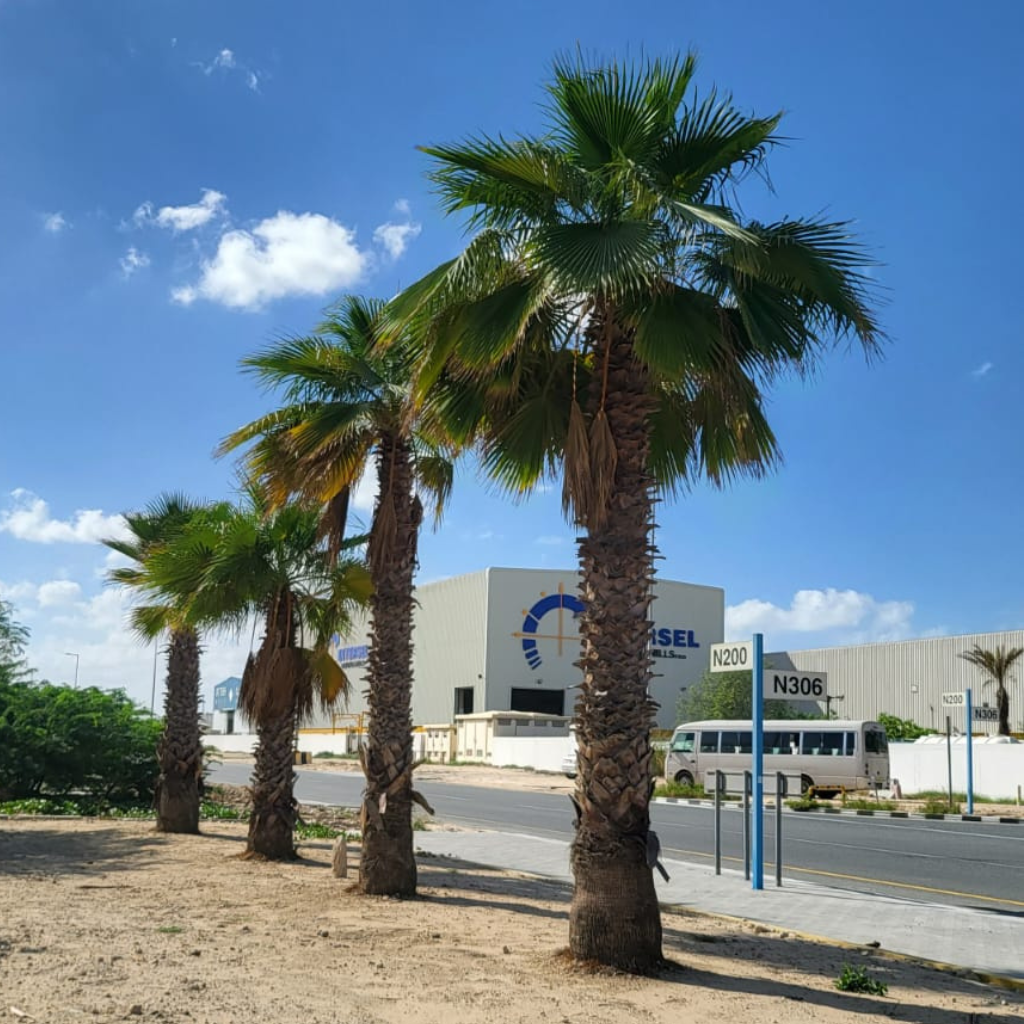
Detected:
left=373, top=219, right=421, bottom=259
left=43, top=212, right=68, bottom=233
left=196, top=47, right=261, bottom=92
left=133, top=188, right=226, bottom=232
left=119, top=247, right=150, bottom=278
left=971, top=361, right=994, bottom=379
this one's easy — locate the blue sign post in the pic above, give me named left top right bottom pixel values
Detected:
left=966, top=687, right=974, bottom=815
left=751, top=632, right=765, bottom=891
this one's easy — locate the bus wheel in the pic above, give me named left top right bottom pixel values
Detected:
left=800, top=775, right=814, bottom=795
left=674, top=770, right=694, bottom=787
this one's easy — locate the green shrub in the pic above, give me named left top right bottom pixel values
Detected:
left=655, top=780, right=704, bottom=799
left=0, top=681, right=161, bottom=802
left=834, top=963, right=888, bottom=995
left=876, top=713, right=934, bottom=741
left=295, top=820, right=341, bottom=839
left=919, top=798, right=957, bottom=816
left=841, top=797, right=896, bottom=812
left=650, top=747, right=666, bottom=778
left=786, top=797, right=821, bottom=811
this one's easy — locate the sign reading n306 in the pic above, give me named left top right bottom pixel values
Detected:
left=764, top=669, right=827, bottom=700
left=709, top=640, right=753, bottom=672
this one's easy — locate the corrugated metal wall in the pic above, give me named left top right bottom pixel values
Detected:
left=769, top=630, right=1024, bottom=732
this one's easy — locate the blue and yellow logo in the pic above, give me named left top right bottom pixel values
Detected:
left=514, top=582, right=584, bottom=669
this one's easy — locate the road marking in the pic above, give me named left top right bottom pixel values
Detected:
left=661, top=846, right=1024, bottom=908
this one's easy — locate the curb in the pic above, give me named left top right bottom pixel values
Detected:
left=652, top=797, right=1023, bottom=825
left=660, top=904, right=1024, bottom=995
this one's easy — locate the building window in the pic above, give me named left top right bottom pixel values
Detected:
left=509, top=688, right=564, bottom=716
left=454, top=687, right=474, bottom=716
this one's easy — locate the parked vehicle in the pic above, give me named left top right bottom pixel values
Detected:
left=664, top=719, right=890, bottom=795
left=561, top=749, right=577, bottom=779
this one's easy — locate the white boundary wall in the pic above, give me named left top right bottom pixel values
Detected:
left=489, top=735, right=575, bottom=773
left=889, top=741, right=1024, bottom=800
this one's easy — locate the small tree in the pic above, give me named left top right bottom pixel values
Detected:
left=0, top=600, right=32, bottom=686
left=959, top=644, right=1022, bottom=736
left=676, top=670, right=814, bottom=723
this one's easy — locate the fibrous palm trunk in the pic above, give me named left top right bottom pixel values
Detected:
left=245, top=593, right=300, bottom=860
left=359, top=438, right=422, bottom=896
left=155, top=628, right=202, bottom=834
left=996, top=684, right=1010, bottom=737
left=569, top=310, right=663, bottom=971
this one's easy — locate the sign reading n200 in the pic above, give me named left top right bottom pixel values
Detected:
left=709, top=641, right=753, bottom=672
left=765, top=669, right=827, bottom=700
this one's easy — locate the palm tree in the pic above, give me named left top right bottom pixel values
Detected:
left=390, top=53, right=881, bottom=970
left=104, top=495, right=211, bottom=834
left=959, top=644, right=1022, bottom=736
left=220, top=297, right=452, bottom=891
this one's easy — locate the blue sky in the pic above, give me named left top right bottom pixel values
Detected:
left=2, top=0, right=1021, bottom=705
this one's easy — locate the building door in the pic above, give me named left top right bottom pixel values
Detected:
left=454, top=687, right=474, bottom=716
left=509, top=688, right=565, bottom=716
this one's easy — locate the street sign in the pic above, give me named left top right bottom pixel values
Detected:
left=941, top=691, right=965, bottom=707
left=973, top=706, right=999, bottom=722
left=763, top=669, right=827, bottom=701
left=710, top=640, right=753, bottom=672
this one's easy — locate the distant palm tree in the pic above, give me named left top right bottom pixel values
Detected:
left=959, top=644, right=1022, bottom=736
left=220, top=296, right=453, bottom=893
left=142, top=492, right=371, bottom=859
left=390, top=53, right=880, bottom=970
left=105, top=495, right=211, bottom=834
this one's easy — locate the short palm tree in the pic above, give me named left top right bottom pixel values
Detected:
left=391, top=53, right=881, bottom=970
left=959, top=644, right=1021, bottom=736
left=220, top=296, right=453, bottom=891
left=105, top=495, right=211, bottom=834
left=144, top=491, right=371, bottom=859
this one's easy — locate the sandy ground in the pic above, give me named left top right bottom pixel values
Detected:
left=1, top=819, right=1020, bottom=1024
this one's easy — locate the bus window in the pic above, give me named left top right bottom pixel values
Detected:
left=820, top=732, right=845, bottom=756
left=801, top=731, right=824, bottom=755
left=671, top=731, right=695, bottom=753
left=866, top=729, right=888, bottom=754
left=699, top=732, right=719, bottom=754
left=720, top=730, right=752, bottom=754
left=763, top=732, right=783, bottom=755
left=845, top=732, right=856, bottom=756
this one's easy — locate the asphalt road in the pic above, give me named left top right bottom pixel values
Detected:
left=210, top=763, right=1024, bottom=913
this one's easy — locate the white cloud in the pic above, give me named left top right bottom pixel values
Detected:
left=393, top=198, right=411, bottom=216
left=246, top=71, right=259, bottom=92
left=726, top=588, right=916, bottom=646
left=0, top=489, right=130, bottom=545
left=373, top=219, right=421, bottom=259
left=37, top=580, right=82, bottom=607
left=351, top=467, right=377, bottom=512
left=0, top=579, right=38, bottom=603
left=173, top=211, right=367, bottom=310
left=119, top=246, right=151, bottom=278
left=135, top=188, right=226, bottom=233
left=971, top=361, right=993, bottom=379
left=211, top=48, right=236, bottom=71
left=43, top=212, right=67, bottom=233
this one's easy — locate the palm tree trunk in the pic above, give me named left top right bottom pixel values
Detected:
left=245, top=593, right=300, bottom=860
left=359, top=438, right=422, bottom=896
left=154, top=628, right=202, bottom=834
left=569, top=309, right=663, bottom=971
left=247, top=705, right=298, bottom=859
left=996, top=684, right=1010, bottom=737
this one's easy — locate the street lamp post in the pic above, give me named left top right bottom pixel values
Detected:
left=65, top=652, right=80, bottom=688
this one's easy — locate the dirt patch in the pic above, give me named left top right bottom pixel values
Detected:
left=0, top=819, right=1019, bottom=1023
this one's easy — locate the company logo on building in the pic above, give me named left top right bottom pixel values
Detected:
left=513, top=585, right=702, bottom=670
left=514, top=583, right=583, bottom=669
left=330, top=633, right=368, bottom=667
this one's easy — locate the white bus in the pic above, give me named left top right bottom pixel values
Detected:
left=664, top=719, right=890, bottom=796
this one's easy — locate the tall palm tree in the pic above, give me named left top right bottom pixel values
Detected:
left=959, top=644, right=1022, bottom=736
left=389, top=53, right=881, bottom=970
left=104, top=495, right=211, bottom=834
left=220, top=296, right=453, bottom=892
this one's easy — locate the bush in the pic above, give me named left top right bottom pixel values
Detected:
left=876, top=713, right=934, bottom=741
left=650, top=747, right=665, bottom=778
left=0, top=681, right=161, bottom=803
left=786, top=797, right=821, bottom=811
left=835, top=963, right=888, bottom=995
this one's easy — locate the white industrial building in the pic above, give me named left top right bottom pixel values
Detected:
left=304, top=566, right=725, bottom=732
left=769, top=629, right=1024, bottom=734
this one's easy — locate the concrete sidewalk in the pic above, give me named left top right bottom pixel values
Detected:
left=414, top=828, right=1024, bottom=982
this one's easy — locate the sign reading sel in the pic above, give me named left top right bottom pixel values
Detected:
left=709, top=640, right=753, bottom=672
left=764, top=669, right=827, bottom=700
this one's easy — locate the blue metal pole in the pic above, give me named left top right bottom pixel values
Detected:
left=752, top=632, right=764, bottom=890
left=966, top=687, right=974, bottom=815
